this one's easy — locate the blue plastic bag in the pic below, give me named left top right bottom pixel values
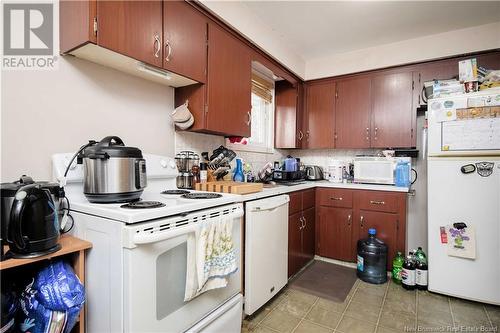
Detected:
left=18, top=260, right=85, bottom=333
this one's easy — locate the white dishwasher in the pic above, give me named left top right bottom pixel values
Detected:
left=244, top=195, right=289, bottom=315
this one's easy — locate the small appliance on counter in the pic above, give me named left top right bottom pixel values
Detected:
left=305, top=165, right=324, bottom=180
left=272, top=155, right=306, bottom=183
left=0, top=175, right=63, bottom=258
left=354, top=156, right=411, bottom=185
left=77, top=136, right=147, bottom=203
left=175, top=151, right=199, bottom=189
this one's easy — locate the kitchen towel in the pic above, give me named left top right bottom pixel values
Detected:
left=184, top=217, right=237, bottom=301
left=446, top=224, right=476, bottom=259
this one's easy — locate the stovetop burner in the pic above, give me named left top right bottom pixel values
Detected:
left=181, top=193, right=223, bottom=199
left=161, top=189, right=191, bottom=195
left=121, top=201, right=166, bottom=209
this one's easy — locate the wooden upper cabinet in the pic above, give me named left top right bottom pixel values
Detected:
left=275, top=81, right=300, bottom=149
left=163, top=1, right=207, bottom=83
left=371, top=71, right=414, bottom=148
left=59, top=0, right=96, bottom=53
left=206, top=23, right=251, bottom=137
left=305, top=82, right=335, bottom=149
left=335, top=76, right=372, bottom=149
left=97, top=1, right=163, bottom=67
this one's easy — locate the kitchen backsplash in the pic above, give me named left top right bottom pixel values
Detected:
left=174, top=131, right=287, bottom=172
left=290, top=148, right=378, bottom=169
left=175, top=131, right=378, bottom=174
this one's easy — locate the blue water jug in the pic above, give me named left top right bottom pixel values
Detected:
left=395, top=161, right=410, bottom=187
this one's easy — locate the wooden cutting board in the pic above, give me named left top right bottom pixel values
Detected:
left=195, top=181, right=263, bottom=194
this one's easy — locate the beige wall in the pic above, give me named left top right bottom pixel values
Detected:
left=306, top=21, right=500, bottom=80
left=1, top=56, right=175, bottom=182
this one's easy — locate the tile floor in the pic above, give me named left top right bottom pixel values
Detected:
left=242, top=279, right=500, bottom=333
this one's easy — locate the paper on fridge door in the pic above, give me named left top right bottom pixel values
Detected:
left=446, top=225, right=476, bottom=259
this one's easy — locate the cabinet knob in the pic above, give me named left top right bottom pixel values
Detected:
left=165, top=40, right=172, bottom=62
left=347, top=214, right=352, bottom=226
left=153, top=34, right=161, bottom=58
left=360, top=215, right=364, bottom=228
left=298, top=130, right=304, bottom=141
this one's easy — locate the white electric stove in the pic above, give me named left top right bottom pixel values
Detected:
left=52, top=153, right=244, bottom=333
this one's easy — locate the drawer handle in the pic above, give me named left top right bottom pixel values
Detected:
left=370, top=200, right=385, bottom=205
left=330, top=197, right=343, bottom=201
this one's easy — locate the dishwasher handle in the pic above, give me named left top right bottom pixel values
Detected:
left=249, top=195, right=290, bottom=212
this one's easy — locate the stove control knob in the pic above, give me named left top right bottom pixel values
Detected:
left=170, top=161, right=176, bottom=169
left=160, top=159, right=168, bottom=168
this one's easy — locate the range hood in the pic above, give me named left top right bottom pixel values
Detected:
left=68, top=43, right=197, bottom=88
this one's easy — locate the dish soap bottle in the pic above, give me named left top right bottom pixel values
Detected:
left=233, top=158, right=244, bottom=182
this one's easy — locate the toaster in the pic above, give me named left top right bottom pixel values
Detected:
left=305, top=165, right=323, bottom=180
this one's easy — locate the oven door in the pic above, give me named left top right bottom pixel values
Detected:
left=122, top=204, right=243, bottom=333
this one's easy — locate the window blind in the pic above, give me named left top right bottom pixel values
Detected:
left=252, top=73, right=273, bottom=104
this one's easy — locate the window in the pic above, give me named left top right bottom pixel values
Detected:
left=226, top=72, right=275, bottom=154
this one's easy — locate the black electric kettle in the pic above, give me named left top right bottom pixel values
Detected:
left=7, top=183, right=62, bottom=258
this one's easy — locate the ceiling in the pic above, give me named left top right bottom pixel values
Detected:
left=238, top=1, right=500, bottom=61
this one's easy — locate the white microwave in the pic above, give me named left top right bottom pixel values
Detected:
left=354, top=157, right=411, bottom=185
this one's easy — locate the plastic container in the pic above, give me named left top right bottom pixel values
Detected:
left=392, top=251, right=404, bottom=284
left=284, top=156, right=298, bottom=172
left=233, top=158, right=244, bottom=182
left=395, top=160, right=410, bottom=187
left=357, top=228, right=388, bottom=284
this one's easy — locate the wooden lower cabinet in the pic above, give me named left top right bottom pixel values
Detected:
left=317, top=188, right=407, bottom=270
left=288, top=212, right=303, bottom=278
left=287, top=190, right=315, bottom=278
left=357, top=210, right=399, bottom=269
left=318, top=207, right=353, bottom=261
left=301, top=207, right=316, bottom=264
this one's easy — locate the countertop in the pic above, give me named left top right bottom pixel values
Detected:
left=239, top=180, right=409, bottom=202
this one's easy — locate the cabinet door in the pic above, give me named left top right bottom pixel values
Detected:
left=288, top=212, right=303, bottom=278
left=305, top=82, right=335, bottom=148
left=371, top=72, right=414, bottom=148
left=97, top=1, right=163, bottom=67
left=302, top=207, right=316, bottom=265
left=206, top=23, right=251, bottom=137
left=275, top=81, right=299, bottom=148
left=358, top=210, right=398, bottom=269
left=335, top=76, right=372, bottom=148
left=318, top=207, right=353, bottom=261
left=163, top=1, right=207, bottom=83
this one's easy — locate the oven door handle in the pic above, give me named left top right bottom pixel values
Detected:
left=132, top=208, right=244, bottom=245
left=133, top=224, right=198, bottom=245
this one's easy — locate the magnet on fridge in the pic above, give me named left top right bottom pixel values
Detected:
left=440, top=226, right=448, bottom=244
left=453, top=222, right=467, bottom=230
left=460, top=164, right=476, bottom=174
left=442, top=145, right=450, bottom=151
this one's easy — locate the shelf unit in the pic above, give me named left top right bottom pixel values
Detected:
left=1, top=235, right=92, bottom=333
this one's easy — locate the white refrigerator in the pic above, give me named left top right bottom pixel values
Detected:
left=427, top=88, right=500, bottom=305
